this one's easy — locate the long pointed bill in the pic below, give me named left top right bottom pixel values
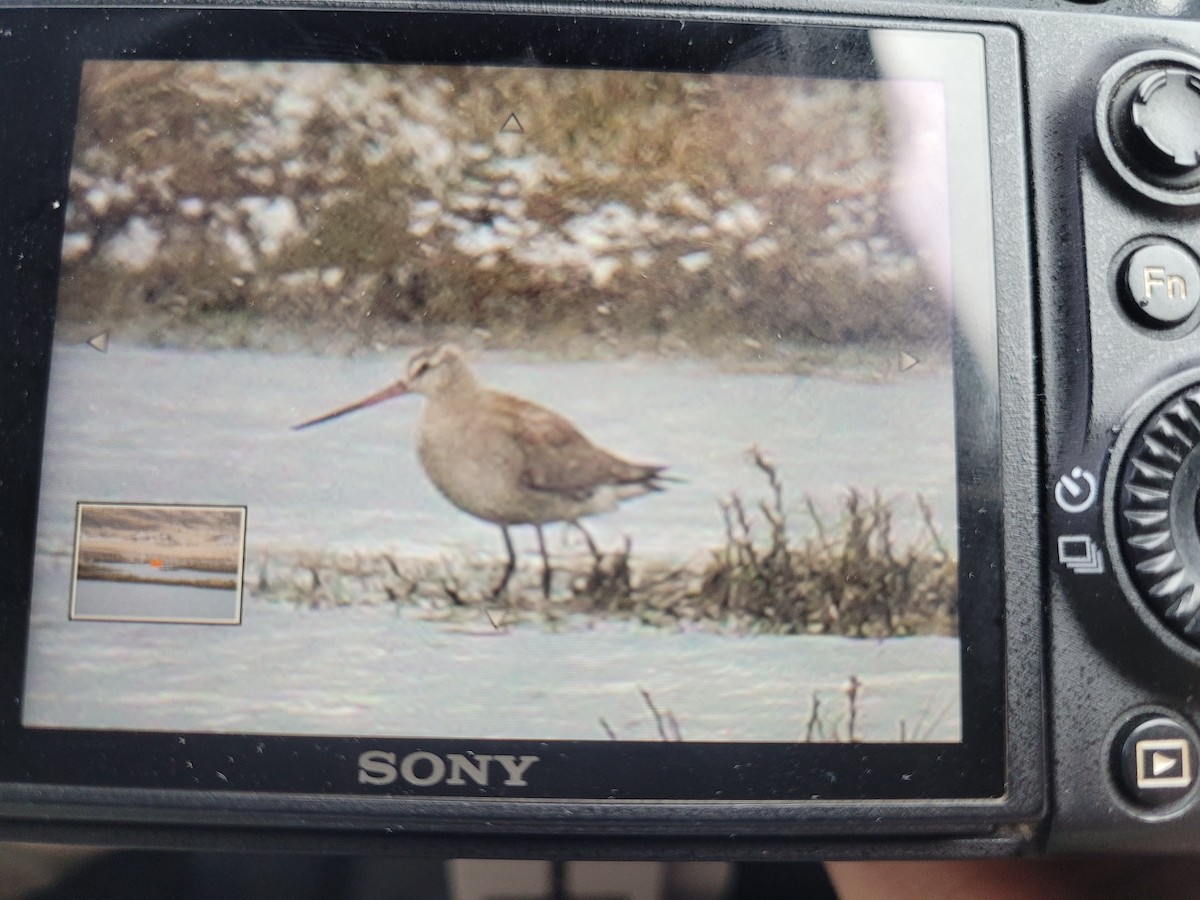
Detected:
left=293, top=380, right=409, bottom=430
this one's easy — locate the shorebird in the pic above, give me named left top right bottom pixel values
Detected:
left=295, top=345, right=669, bottom=598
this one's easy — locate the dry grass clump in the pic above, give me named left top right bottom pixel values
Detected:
left=567, top=449, right=956, bottom=636
left=695, top=450, right=957, bottom=636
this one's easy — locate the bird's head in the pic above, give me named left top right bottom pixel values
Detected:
left=292, top=344, right=472, bottom=431
left=403, top=344, right=472, bottom=397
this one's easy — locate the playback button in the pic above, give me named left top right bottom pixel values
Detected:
left=1114, top=714, right=1200, bottom=810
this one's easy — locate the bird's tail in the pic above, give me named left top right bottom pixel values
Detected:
left=614, top=462, right=681, bottom=497
left=649, top=469, right=686, bottom=489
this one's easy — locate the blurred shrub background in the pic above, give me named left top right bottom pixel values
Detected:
left=58, top=60, right=946, bottom=360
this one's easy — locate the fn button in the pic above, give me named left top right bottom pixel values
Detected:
left=1121, top=241, right=1200, bottom=327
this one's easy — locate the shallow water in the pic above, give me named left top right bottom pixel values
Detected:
left=24, top=344, right=961, bottom=740
left=27, top=558, right=959, bottom=742
left=34, top=344, right=957, bottom=559
left=73, top=577, right=241, bottom=623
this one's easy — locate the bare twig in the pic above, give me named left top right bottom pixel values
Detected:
left=875, top=490, right=896, bottom=567
left=440, top=578, right=467, bottom=607
left=572, top=521, right=602, bottom=563
left=730, top=495, right=760, bottom=578
left=912, top=695, right=956, bottom=742
left=639, top=687, right=671, bottom=742
left=804, top=494, right=828, bottom=546
left=666, top=711, right=683, bottom=742
left=805, top=692, right=824, bottom=742
left=846, top=675, right=862, bottom=743
left=917, top=493, right=948, bottom=560
left=752, top=447, right=788, bottom=560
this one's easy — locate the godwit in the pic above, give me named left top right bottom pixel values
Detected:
left=295, top=345, right=669, bottom=598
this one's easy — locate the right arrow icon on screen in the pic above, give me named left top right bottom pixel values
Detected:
left=899, top=351, right=920, bottom=372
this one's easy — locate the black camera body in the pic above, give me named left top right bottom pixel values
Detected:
left=0, top=0, right=1199, bottom=858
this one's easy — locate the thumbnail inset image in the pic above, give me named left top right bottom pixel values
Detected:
left=70, top=503, right=246, bottom=624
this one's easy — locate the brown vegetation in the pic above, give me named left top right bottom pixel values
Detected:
left=695, top=451, right=956, bottom=636
left=58, top=61, right=947, bottom=361
left=565, top=450, right=956, bottom=636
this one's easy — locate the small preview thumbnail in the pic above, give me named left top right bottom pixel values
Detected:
left=70, top=503, right=246, bottom=624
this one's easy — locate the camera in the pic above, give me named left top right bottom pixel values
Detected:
left=1, top=0, right=1199, bottom=858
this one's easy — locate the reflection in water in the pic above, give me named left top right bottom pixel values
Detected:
left=72, top=577, right=241, bottom=623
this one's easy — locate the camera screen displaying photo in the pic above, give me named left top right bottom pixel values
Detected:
left=11, top=17, right=1001, bottom=797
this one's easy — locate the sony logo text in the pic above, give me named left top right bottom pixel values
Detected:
left=357, top=751, right=540, bottom=788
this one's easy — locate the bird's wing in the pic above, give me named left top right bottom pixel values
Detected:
left=492, top=394, right=642, bottom=499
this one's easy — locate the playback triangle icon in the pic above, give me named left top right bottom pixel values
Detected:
left=500, top=112, right=524, bottom=134
left=1153, top=751, right=1179, bottom=777
left=899, top=351, right=920, bottom=372
left=87, top=332, right=109, bottom=353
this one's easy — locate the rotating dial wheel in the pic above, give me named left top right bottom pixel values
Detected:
left=1119, top=386, right=1200, bottom=644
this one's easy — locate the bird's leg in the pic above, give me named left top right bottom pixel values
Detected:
left=572, top=520, right=602, bottom=563
left=535, top=525, right=552, bottom=599
left=491, top=526, right=516, bottom=600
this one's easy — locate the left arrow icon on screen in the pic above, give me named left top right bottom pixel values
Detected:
left=87, top=332, right=109, bottom=353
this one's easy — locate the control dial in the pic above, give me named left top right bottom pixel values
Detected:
left=1097, top=50, right=1200, bottom=206
left=1128, top=68, right=1200, bottom=176
left=1119, top=386, right=1200, bottom=644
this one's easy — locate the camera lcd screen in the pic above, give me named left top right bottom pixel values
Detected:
left=1, top=10, right=1004, bottom=802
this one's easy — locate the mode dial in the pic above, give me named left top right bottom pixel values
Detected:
left=1119, top=386, right=1200, bottom=644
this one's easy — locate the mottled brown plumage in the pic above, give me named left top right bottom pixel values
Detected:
left=296, top=344, right=668, bottom=597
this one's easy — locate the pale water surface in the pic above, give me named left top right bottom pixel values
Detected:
left=27, top=559, right=960, bottom=742
left=24, top=344, right=961, bottom=740
left=73, top=578, right=241, bottom=623
left=33, top=344, right=957, bottom=557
